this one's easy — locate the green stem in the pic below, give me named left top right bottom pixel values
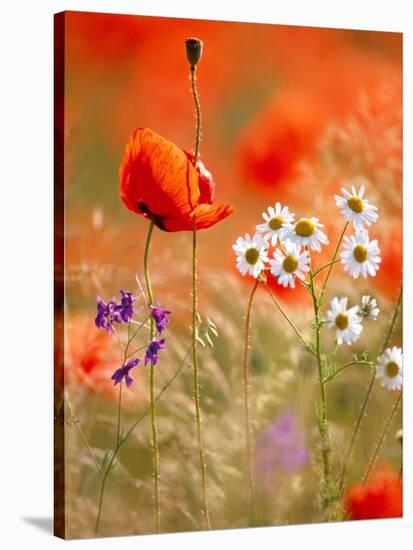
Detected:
left=190, top=66, right=201, bottom=163
left=242, top=278, right=259, bottom=513
left=308, top=260, right=331, bottom=492
left=93, top=346, right=191, bottom=535
left=362, top=392, right=402, bottom=484
left=312, top=259, right=341, bottom=279
left=323, top=361, right=373, bottom=384
left=116, top=382, right=123, bottom=446
left=339, top=286, right=402, bottom=491
left=320, top=222, right=349, bottom=302
left=65, top=397, right=101, bottom=474
left=143, top=219, right=161, bottom=533
left=189, top=58, right=211, bottom=530
left=192, top=217, right=211, bottom=529
left=262, top=280, right=315, bottom=356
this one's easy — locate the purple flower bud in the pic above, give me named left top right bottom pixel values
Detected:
left=144, top=338, right=166, bottom=367
left=150, top=305, right=172, bottom=334
left=118, top=290, right=135, bottom=322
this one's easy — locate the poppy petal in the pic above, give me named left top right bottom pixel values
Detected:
left=164, top=203, right=234, bottom=231
left=120, top=127, right=200, bottom=221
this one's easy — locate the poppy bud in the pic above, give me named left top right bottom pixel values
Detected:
left=185, top=37, right=203, bottom=68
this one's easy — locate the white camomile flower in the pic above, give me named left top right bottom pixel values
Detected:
left=327, top=296, right=363, bottom=345
left=233, top=233, right=269, bottom=278
left=270, top=242, right=310, bottom=289
left=256, top=202, right=295, bottom=245
left=335, top=185, right=379, bottom=229
left=340, top=229, right=381, bottom=279
left=360, top=295, right=380, bottom=320
left=376, top=346, right=403, bottom=391
left=284, top=217, right=329, bottom=252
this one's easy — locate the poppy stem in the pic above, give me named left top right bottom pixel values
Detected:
left=191, top=216, right=211, bottom=530
left=188, top=63, right=210, bottom=529
left=143, top=219, right=161, bottom=533
left=339, top=286, right=402, bottom=492
left=190, top=66, right=202, bottom=163
left=242, top=278, right=259, bottom=517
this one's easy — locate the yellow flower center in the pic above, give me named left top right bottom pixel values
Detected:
left=269, top=216, right=284, bottom=231
left=295, top=218, right=315, bottom=237
left=245, top=247, right=259, bottom=265
left=335, top=313, right=349, bottom=330
left=385, top=361, right=400, bottom=378
left=353, top=245, right=368, bottom=263
left=347, top=196, right=364, bottom=214
left=283, top=255, right=298, bottom=273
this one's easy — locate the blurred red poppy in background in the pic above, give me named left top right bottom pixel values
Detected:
left=120, top=127, right=234, bottom=231
left=66, top=315, right=145, bottom=408
left=345, top=464, right=402, bottom=520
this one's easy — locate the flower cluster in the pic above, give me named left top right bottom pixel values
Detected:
left=233, top=202, right=327, bottom=288
left=233, top=185, right=382, bottom=286
left=95, top=290, right=136, bottom=333
left=95, top=291, right=171, bottom=387
left=335, top=185, right=381, bottom=279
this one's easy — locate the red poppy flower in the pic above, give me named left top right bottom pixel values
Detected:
left=120, top=127, right=234, bottom=231
left=345, top=464, right=402, bottom=520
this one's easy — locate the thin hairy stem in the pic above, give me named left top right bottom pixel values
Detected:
left=339, top=287, right=402, bottom=491
left=189, top=61, right=211, bottom=530
left=242, top=278, right=259, bottom=513
left=190, top=66, right=201, bottom=163
left=94, top=346, right=192, bottom=535
left=262, top=280, right=315, bottom=356
left=323, top=361, right=373, bottom=384
left=308, top=258, right=331, bottom=492
left=320, top=222, right=349, bottom=302
left=65, top=397, right=101, bottom=474
left=143, top=219, right=161, bottom=533
left=363, top=392, right=402, bottom=484
left=312, top=259, right=341, bottom=279
left=191, top=216, right=211, bottom=529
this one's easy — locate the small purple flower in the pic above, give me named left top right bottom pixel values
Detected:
left=144, top=338, right=166, bottom=366
left=255, top=412, right=310, bottom=485
left=95, top=296, right=122, bottom=332
left=111, top=358, right=139, bottom=387
left=118, top=290, right=135, bottom=322
left=150, top=305, right=172, bottom=334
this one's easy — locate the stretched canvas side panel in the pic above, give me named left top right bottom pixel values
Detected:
left=54, top=11, right=66, bottom=540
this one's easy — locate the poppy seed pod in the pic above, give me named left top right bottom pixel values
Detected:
left=185, top=37, right=203, bottom=68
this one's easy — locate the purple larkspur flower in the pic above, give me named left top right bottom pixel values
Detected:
left=118, top=290, right=135, bottom=322
left=111, top=358, right=139, bottom=387
left=150, top=305, right=172, bottom=334
left=144, top=338, right=166, bottom=366
left=95, top=296, right=122, bottom=332
left=255, top=412, right=310, bottom=484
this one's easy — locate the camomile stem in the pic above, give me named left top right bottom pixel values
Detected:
left=320, top=222, right=349, bottom=300
left=262, top=281, right=314, bottom=355
left=339, top=286, right=402, bottom=492
left=323, top=361, right=373, bottom=384
left=189, top=66, right=211, bottom=529
left=144, top=220, right=161, bottom=533
left=308, top=260, right=331, bottom=494
left=362, top=392, right=402, bottom=484
left=242, top=278, right=259, bottom=515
